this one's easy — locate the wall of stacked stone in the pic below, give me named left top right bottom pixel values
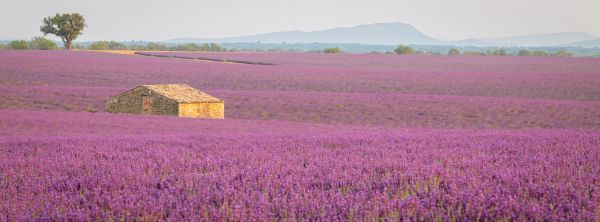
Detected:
left=106, top=87, right=179, bottom=116
left=179, top=102, right=224, bottom=119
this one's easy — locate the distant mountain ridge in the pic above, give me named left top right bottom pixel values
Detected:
left=567, top=38, right=600, bottom=48
left=169, top=22, right=442, bottom=45
left=166, top=22, right=599, bottom=47
left=480, top=32, right=598, bottom=47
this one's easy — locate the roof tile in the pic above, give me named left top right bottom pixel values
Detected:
left=142, top=84, right=221, bottom=103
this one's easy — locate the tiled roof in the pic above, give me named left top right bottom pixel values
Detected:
left=142, top=84, right=222, bottom=103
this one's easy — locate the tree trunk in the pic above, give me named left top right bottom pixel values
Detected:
left=66, top=40, right=73, bottom=50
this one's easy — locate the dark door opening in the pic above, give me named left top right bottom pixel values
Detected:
left=142, top=95, right=152, bottom=114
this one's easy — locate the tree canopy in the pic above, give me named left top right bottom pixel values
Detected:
left=323, top=47, right=342, bottom=53
left=394, top=45, right=414, bottom=55
left=89, top=41, right=109, bottom=50
left=29, top=37, right=57, bottom=50
left=7, top=40, right=29, bottom=50
left=40, top=13, right=86, bottom=50
left=448, top=48, right=461, bottom=55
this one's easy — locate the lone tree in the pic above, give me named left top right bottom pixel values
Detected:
left=448, top=48, right=461, bottom=55
left=323, top=47, right=342, bottom=53
left=40, top=13, right=86, bottom=50
left=394, top=45, right=414, bottom=55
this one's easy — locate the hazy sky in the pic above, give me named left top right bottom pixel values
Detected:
left=2, top=0, right=599, bottom=41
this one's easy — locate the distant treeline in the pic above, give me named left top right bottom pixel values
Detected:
left=0, top=37, right=59, bottom=50
left=218, top=42, right=600, bottom=57
left=319, top=45, right=575, bottom=57
left=0, top=38, right=228, bottom=52
left=446, top=47, right=573, bottom=57
left=389, top=45, right=574, bottom=57
left=87, top=41, right=227, bottom=52
left=2, top=37, right=598, bottom=57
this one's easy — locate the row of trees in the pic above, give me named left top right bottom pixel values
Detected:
left=1, top=37, right=58, bottom=50
left=87, top=42, right=226, bottom=51
left=516, top=49, right=573, bottom=57
left=0, top=39, right=227, bottom=52
left=447, top=48, right=573, bottom=57
left=0, top=40, right=575, bottom=57
left=319, top=46, right=435, bottom=55
left=392, top=45, right=573, bottom=57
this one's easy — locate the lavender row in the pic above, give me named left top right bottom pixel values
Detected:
left=2, top=85, right=599, bottom=129
left=1, top=110, right=599, bottom=221
left=139, top=51, right=600, bottom=70
left=2, top=51, right=599, bottom=101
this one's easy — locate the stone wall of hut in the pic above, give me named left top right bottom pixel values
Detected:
left=106, top=87, right=179, bottom=116
left=178, top=102, right=224, bottom=119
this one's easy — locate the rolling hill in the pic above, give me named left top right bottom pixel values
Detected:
left=168, top=22, right=443, bottom=45
left=567, top=38, right=600, bottom=48
left=479, top=32, right=598, bottom=47
left=166, top=22, right=598, bottom=47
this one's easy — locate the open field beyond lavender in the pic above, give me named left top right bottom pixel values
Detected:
left=1, top=50, right=600, bottom=220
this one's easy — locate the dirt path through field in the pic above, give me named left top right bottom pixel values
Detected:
left=87, top=50, right=268, bottom=65
left=134, top=52, right=276, bottom=65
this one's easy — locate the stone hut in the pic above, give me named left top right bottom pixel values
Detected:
left=106, top=84, right=224, bottom=119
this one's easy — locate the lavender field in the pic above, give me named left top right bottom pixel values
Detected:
left=1, top=50, right=600, bottom=221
